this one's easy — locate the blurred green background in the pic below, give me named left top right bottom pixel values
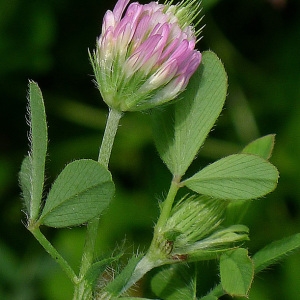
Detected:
left=1, top=0, right=299, bottom=299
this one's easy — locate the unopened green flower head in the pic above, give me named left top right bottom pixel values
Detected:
left=162, top=195, right=249, bottom=259
left=163, top=195, right=227, bottom=248
left=91, top=0, right=202, bottom=111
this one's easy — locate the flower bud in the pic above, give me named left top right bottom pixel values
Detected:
left=91, top=0, right=202, bottom=111
left=161, top=195, right=249, bottom=261
left=163, top=195, right=227, bottom=248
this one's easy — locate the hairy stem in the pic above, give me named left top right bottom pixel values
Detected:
left=105, top=177, right=181, bottom=297
left=75, top=108, right=122, bottom=299
left=98, top=109, right=123, bottom=167
left=29, top=225, right=78, bottom=283
left=155, top=176, right=181, bottom=231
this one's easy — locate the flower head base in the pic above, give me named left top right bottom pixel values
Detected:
left=91, top=0, right=202, bottom=111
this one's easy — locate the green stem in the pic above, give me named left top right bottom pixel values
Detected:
left=29, top=225, right=78, bottom=283
left=106, top=176, right=181, bottom=297
left=75, top=108, right=122, bottom=299
left=98, top=109, right=123, bottom=167
left=155, top=176, right=180, bottom=231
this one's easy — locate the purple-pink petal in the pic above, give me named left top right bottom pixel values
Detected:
left=185, top=52, right=202, bottom=77
left=168, top=39, right=189, bottom=62
left=112, top=0, right=130, bottom=22
left=127, top=34, right=163, bottom=72
left=102, top=11, right=116, bottom=33
left=132, top=14, right=152, bottom=46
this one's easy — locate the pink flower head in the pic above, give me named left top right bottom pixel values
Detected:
left=91, top=0, right=202, bottom=111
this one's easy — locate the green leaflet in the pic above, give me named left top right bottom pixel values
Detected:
left=120, top=298, right=157, bottom=300
left=253, top=233, right=300, bottom=273
left=19, top=81, right=48, bottom=221
left=200, top=234, right=300, bottom=299
left=199, top=283, right=224, bottom=300
left=151, top=264, right=197, bottom=300
left=85, top=255, right=122, bottom=289
left=220, top=248, right=254, bottom=297
left=200, top=296, right=218, bottom=300
left=184, top=154, right=279, bottom=200
left=225, top=134, right=277, bottom=224
left=39, top=159, right=115, bottom=228
left=242, top=134, right=275, bottom=159
left=19, top=156, right=32, bottom=213
left=152, top=51, right=227, bottom=177
left=104, top=255, right=143, bottom=297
